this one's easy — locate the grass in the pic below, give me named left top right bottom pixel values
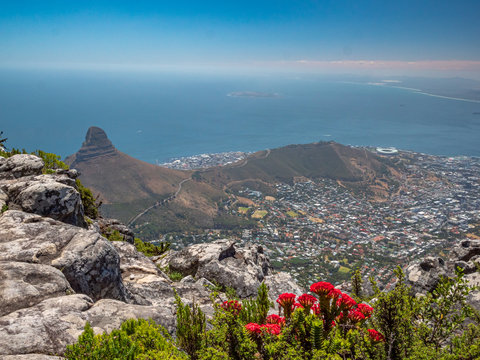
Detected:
left=286, top=210, right=298, bottom=218
left=338, top=266, right=351, bottom=274
left=252, top=210, right=268, bottom=219
left=238, top=207, right=249, bottom=215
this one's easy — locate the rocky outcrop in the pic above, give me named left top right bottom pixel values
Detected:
left=0, top=210, right=128, bottom=302
left=97, top=218, right=135, bottom=244
left=0, top=294, right=175, bottom=356
left=406, top=239, right=480, bottom=310
left=157, top=239, right=302, bottom=299
left=0, top=153, right=303, bottom=357
left=0, top=154, right=86, bottom=227
left=0, top=154, right=44, bottom=180
left=66, top=126, right=117, bottom=163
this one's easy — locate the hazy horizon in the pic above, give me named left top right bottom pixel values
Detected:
left=1, top=1, right=480, bottom=79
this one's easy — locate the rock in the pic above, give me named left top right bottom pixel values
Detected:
left=0, top=294, right=94, bottom=356
left=180, top=275, right=195, bottom=284
left=0, top=187, right=7, bottom=210
left=196, top=257, right=262, bottom=297
left=3, top=355, right=64, bottom=359
left=0, top=294, right=176, bottom=357
left=167, top=240, right=237, bottom=276
left=111, top=241, right=173, bottom=306
left=0, top=211, right=128, bottom=302
left=406, top=257, right=448, bottom=295
left=4, top=175, right=86, bottom=228
left=97, top=218, right=135, bottom=244
left=0, top=262, right=73, bottom=316
left=0, top=154, right=44, bottom=180
left=160, top=239, right=299, bottom=300
left=263, top=272, right=304, bottom=302
left=452, top=240, right=480, bottom=262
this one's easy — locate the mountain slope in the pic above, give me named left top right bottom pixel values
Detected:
left=65, top=127, right=189, bottom=204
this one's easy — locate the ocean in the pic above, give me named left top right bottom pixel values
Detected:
left=1, top=69, right=480, bottom=162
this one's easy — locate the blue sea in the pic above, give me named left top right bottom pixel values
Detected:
left=1, top=69, right=480, bottom=163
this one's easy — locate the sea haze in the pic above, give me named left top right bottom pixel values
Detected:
left=1, top=69, right=480, bottom=163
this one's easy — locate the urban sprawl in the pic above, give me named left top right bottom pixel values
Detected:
left=159, top=149, right=480, bottom=289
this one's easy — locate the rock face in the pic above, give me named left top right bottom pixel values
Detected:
left=406, top=239, right=480, bottom=310
left=73, top=126, right=117, bottom=162
left=0, top=154, right=86, bottom=227
left=157, top=239, right=303, bottom=299
left=0, top=153, right=303, bottom=357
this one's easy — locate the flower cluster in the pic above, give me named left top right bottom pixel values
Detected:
left=266, top=314, right=285, bottom=326
left=245, top=322, right=281, bottom=336
left=276, top=293, right=297, bottom=318
left=221, top=300, right=242, bottom=316
left=367, top=329, right=385, bottom=342
left=243, top=281, right=383, bottom=346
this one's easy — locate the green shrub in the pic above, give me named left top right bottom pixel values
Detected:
left=1, top=204, right=7, bottom=213
left=64, top=319, right=187, bottom=360
left=134, top=238, right=170, bottom=257
left=66, top=268, right=480, bottom=360
left=76, top=179, right=100, bottom=219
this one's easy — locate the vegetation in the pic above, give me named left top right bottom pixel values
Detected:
left=65, top=319, right=187, bottom=359
left=68, top=267, right=480, bottom=359
left=134, top=238, right=170, bottom=257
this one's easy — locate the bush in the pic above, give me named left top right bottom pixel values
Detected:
left=64, top=319, right=187, bottom=359
left=134, top=238, right=170, bottom=257
left=66, top=269, right=480, bottom=359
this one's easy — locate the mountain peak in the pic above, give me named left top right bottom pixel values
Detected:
left=67, top=126, right=117, bottom=164
left=83, top=126, right=113, bottom=148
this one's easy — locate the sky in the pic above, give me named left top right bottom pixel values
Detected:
left=1, top=0, right=480, bottom=76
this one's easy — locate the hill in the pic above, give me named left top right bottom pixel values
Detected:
left=199, top=141, right=400, bottom=199
left=67, top=128, right=402, bottom=238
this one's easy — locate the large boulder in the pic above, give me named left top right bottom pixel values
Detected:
left=158, top=239, right=302, bottom=299
left=0, top=154, right=44, bottom=180
left=0, top=262, right=73, bottom=317
left=405, top=256, right=448, bottom=296
left=0, top=294, right=175, bottom=357
left=0, top=210, right=128, bottom=302
left=3, top=175, right=86, bottom=228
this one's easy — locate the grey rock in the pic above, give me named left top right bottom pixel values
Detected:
left=452, top=240, right=480, bottom=262
left=0, top=262, right=73, bottom=316
left=0, top=155, right=44, bottom=180
left=0, top=294, right=175, bottom=357
left=406, top=257, right=448, bottom=295
left=97, top=218, right=134, bottom=244
left=180, top=275, right=195, bottom=283
left=111, top=241, right=172, bottom=306
left=195, top=277, right=215, bottom=288
left=4, top=176, right=86, bottom=228
left=3, top=355, right=64, bottom=359
left=264, top=272, right=304, bottom=303
left=160, top=240, right=276, bottom=298
left=0, top=211, right=128, bottom=302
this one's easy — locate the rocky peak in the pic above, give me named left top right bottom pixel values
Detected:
left=71, top=126, right=117, bottom=163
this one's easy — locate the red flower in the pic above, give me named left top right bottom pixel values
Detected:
left=311, top=303, right=321, bottom=316
left=262, top=323, right=281, bottom=336
left=245, top=323, right=262, bottom=335
left=266, top=314, right=285, bottom=326
left=348, top=308, right=366, bottom=323
left=328, top=288, right=343, bottom=300
left=337, top=293, right=356, bottom=310
left=276, top=293, right=297, bottom=318
left=221, top=300, right=242, bottom=316
left=367, top=329, right=385, bottom=342
left=357, top=303, right=373, bottom=318
left=310, top=282, right=334, bottom=297
left=298, top=294, right=317, bottom=311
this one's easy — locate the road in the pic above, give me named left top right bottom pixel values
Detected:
left=127, top=177, right=191, bottom=226
left=127, top=149, right=271, bottom=226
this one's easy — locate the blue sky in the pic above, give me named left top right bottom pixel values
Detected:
left=1, top=1, right=480, bottom=75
